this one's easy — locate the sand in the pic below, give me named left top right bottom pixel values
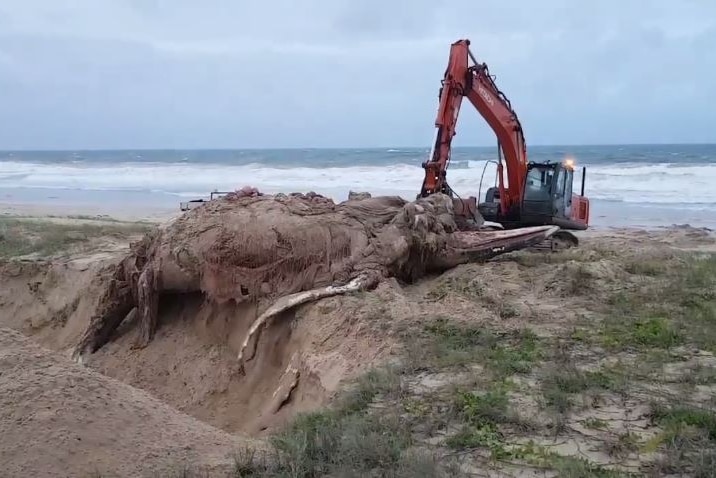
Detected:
left=1, top=200, right=714, bottom=477
left=0, top=327, right=262, bottom=478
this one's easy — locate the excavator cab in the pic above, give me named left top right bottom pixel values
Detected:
left=479, top=160, right=589, bottom=232
left=520, top=161, right=586, bottom=230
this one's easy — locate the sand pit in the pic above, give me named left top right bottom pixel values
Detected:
left=0, top=327, right=260, bottom=478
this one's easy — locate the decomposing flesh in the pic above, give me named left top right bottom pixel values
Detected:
left=73, top=190, right=557, bottom=368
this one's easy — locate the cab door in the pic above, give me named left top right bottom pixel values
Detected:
left=563, top=169, right=574, bottom=218
left=552, top=166, right=568, bottom=218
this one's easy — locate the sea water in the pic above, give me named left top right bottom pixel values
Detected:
left=1, top=144, right=714, bottom=229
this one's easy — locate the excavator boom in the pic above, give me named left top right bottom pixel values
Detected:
left=420, top=39, right=527, bottom=218
left=420, top=39, right=590, bottom=235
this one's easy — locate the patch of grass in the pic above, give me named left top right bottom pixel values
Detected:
left=484, top=329, right=542, bottom=378
left=542, top=364, right=621, bottom=416
left=231, top=361, right=465, bottom=478
left=394, top=449, right=463, bottom=478
left=606, top=431, right=640, bottom=459
left=447, top=441, right=631, bottom=476
left=582, top=417, right=609, bottom=430
left=491, top=442, right=631, bottom=477
left=603, top=254, right=716, bottom=354
left=269, top=410, right=467, bottom=477
left=0, top=217, right=153, bottom=258
left=400, top=396, right=432, bottom=418
left=453, top=385, right=510, bottom=426
left=600, top=317, right=684, bottom=351
left=545, top=454, right=629, bottom=478
left=413, top=317, right=492, bottom=369
left=417, top=318, right=543, bottom=377
left=647, top=403, right=716, bottom=477
left=680, top=363, right=716, bottom=386
left=337, top=366, right=407, bottom=415
left=566, top=263, right=595, bottom=295
left=650, top=404, right=716, bottom=441
left=683, top=293, right=716, bottom=353
left=624, top=258, right=667, bottom=277
left=446, top=383, right=514, bottom=457
left=231, top=447, right=273, bottom=476
left=423, top=318, right=487, bottom=350
left=446, top=424, right=506, bottom=456
left=425, top=276, right=486, bottom=301
left=569, top=327, right=592, bottom=343
left=268, top=410, right=412, bottom=476
left=682, top=254, right=716, bottom=290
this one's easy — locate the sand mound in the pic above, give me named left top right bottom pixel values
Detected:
left=0, top=327, right=259, bottom=478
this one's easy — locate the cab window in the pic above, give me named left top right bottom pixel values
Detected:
left=524, top=168, right=553, bottom=200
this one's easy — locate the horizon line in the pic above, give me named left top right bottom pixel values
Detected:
left=2, top=141, right=716, bottom=152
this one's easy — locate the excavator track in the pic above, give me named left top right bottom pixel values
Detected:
left=528, top=229, right=579, bottom=252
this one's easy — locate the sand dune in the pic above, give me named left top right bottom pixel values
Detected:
left=0, top=327, right=260, bottom=478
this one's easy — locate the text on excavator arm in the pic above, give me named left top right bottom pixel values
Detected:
left=419, top=39, right=528, bottom=218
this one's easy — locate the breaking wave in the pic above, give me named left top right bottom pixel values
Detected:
left=1, top=159, right=714, bottom=208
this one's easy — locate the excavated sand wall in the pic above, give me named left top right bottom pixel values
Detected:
left=0, top=257, right=399, bottom=435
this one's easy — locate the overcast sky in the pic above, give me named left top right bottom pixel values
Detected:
left=0, top=1, right=714, bottom=149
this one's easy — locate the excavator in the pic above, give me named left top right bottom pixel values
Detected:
left=419, top=39, right=590, bottom=249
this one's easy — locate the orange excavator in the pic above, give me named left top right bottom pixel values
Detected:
left=419, top=39, right=590, bottom=248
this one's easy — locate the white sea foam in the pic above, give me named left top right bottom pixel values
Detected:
left=0, top=160, right=714, bottom=207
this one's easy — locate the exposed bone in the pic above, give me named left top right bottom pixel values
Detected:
left=237, top=275, right=370, bottom=374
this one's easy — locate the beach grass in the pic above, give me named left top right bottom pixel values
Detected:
left=0, top=216, right=153, bottom=259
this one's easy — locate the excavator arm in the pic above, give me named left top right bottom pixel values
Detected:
left=419, top=39, right=528, bottom=218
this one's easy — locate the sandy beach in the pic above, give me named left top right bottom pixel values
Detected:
left=1, top=192, right=715, bottom=477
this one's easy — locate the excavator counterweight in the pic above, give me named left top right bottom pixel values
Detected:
left=419, top=39, right=590, bottom=247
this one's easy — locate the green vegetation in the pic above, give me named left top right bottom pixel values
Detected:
left=0, top=217, right=153, bottom=258
left=446, top=384, right=511, bottom=456
left=425, top=276, right=486, bottom=302
left=623, top=258, right=668, bottom=277
left=414, top=317, right=543, bottom=377
left=646, top=403, right=716, bottom=476
left=227, top=375, right=458, bottom=477
left=538, top=454, right=629, bottom=478
left=600, top=316, right=684, bottom=351
left=651, top=404, right=716, bottom=441
left=541, top=365, right=621, bottom=415
left=337, top=366, right=407, bottom=415
left=582, top=417, right=609, bottom=430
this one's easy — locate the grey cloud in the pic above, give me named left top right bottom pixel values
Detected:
left=0, top=1, right=714, bottom=149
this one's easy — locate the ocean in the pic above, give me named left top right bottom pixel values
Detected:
left=1, top=144, right=714, bottom=229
